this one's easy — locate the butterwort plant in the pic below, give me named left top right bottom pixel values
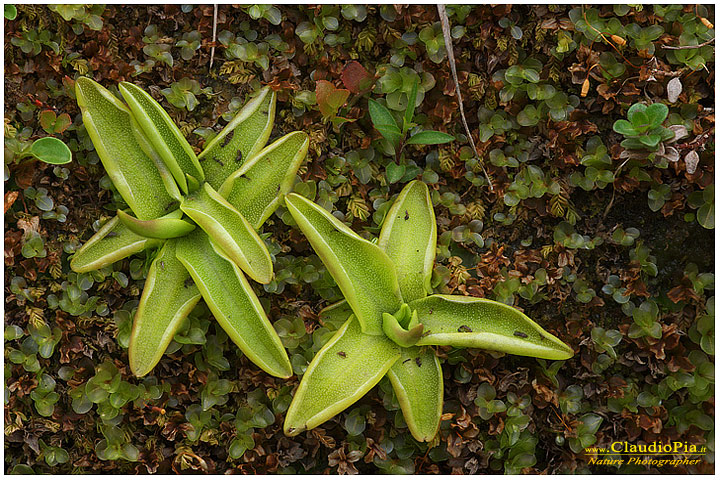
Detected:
left=282, top=181, right=573, bottom=441
left=70, top=78, right=309, bottom=379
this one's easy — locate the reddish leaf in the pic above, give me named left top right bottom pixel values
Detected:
left=315, top=80, right=350, bottom=118
left=4, top=191, right=18, bottom=213
left=39, top=110, right=57, bottom=133
left=54, top=113, right=72, bottom=133
left=341, top=61, right=373, bottom=94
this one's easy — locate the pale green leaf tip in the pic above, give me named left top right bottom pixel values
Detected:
left=382, top=312, right=423, bottom=348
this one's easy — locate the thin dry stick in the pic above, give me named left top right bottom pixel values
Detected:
left=209, top=4, right=218, bottom=72
left=662, top=37, right=715, bottom=50
left=436, top=4, right=494, bottom=192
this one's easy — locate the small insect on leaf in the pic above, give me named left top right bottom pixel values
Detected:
left=404, top=210, right=409, bottom=220
left=513, top=331, right=528, bottom=338
left=337, top=351, right=347, bottom=358
left=222, top=130, right=235, bottom=148
left=415, top=357, right=422, bottom=367
left=458, top=325, right=472, bottom=333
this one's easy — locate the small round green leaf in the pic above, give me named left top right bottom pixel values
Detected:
left=30, top=137, right=72, bottom=165
left=5, top=5, right=17, bottom=20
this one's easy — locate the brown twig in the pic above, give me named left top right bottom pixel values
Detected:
left=661, top=37, right=715, bottom=50
left=436, top=4, right=493, bottom=192
left=602, top=158, right=632, bottom=219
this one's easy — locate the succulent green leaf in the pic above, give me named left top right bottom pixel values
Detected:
left=199, top=87, right=276, bottom=189
left=407, top=309, right=420, bottom=330
left=411, top=295, right=574, bottom=360
left=284, top=316, right=401, bottom=435
left=117, top=209, right=195, bottom=239
left=129, top=240, right=201, bottom=377
left=382, top=312, right=424, bottom=348
left=386, top=346, right=443, bottom=442
left=285, top=193, right=403, bottom=335
left=220, top=131, right=309, bottom=229
left=393, top=303, right=413, bottom=328
left=378, top=180, right=436, bottom=302
left=175, top=230, right=292, bottom=378
left=119, top=81, right=204, bottom=193
left=405, top=130, right=455, bottom=145
left=70, top=216, right=161, bottom=273
left=368, top=98, right=402, bottom=148
left=318, top=300, right=354, bottom=329
left=75, top=77, right=175, bottom=220
left=130, top=115, right=183, bottom=202
left=186, top=173, right=201, bottom=194
left=181, top=183, right=273, bottom=284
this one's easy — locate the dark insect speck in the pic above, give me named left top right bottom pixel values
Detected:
left=213, top=157, right=224, bottom=166
left=105, top=232, right=119, bottom=239
left=403, top=358, right=412, bottom=364
left=235, top=150, right=243, bottom=163
left=221, top=130, right=234, bottom=147
left=428, top=309, right=433, bottom=314
left=158, top=261, right=165, bottom=270
left=421, top=329, right=432, bottom=338
left=404, top=210, right=409, bottom=220
left=415, top=357, right=422, bottom=367
left=337, top=351, right=347, bottom=358
left=458, top=325, right=472, bottom=333
left=513, top=331, right=528, bottom=338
